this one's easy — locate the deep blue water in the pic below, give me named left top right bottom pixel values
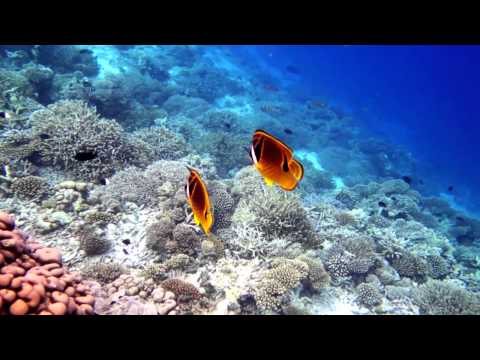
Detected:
left=229, top=45, right=480, bottom=215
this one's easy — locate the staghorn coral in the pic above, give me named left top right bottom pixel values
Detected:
left=11, top=176, right=50, bottom=201
left=0, top=213, right=95, bottom=315
left=356, top=283, right=383, bottom=307
left=29, top=100, right=150, bottom=182
left=81, top=262, right=124, bottom=284
left=413, top=279, right=480, bottom=315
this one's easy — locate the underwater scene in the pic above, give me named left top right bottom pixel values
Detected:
left=0, top=45, right=479, bottom=315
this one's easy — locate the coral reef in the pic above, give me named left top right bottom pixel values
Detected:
left=413, top=279, right=480, bottom=315
left=234, top=186, right=320, bottom=248
left=11, top=176, right=50, bottom=201
left=78, top=226, right=112, bottom=256
left=161, top=278, right=201, bottom=301
left=91, top=274, right=178, bottom=315
left=0, top=213, right=95, bottom=315
left=29, top=100, right=151, bottom=182
left=356, top=283, right=383, bottom=307
left=81, top=262, right=125, bottom=284
left=209, top=181, right=236, bottom=232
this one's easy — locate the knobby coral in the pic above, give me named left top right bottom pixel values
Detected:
left=0, top=213, right=95, bottom=315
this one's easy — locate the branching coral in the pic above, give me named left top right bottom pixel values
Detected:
left=413, top=279, right=480, bottom=315
left=11, top=176, right=50, bottom=201
left=132, top=126, right=189, bottom=160
left=81, top=262, right=124, bottom=284
left=29, top=100, right=151, bottom=182
left=237, top=186, right=320, bottom=247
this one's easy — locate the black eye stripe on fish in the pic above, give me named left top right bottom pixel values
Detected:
left=282, top=154, right=289, bottom=172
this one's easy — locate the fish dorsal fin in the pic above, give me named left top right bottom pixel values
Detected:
left=254, top=129, right=294, bottom=159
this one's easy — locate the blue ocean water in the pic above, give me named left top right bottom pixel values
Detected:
left=2, top=45, right=480, bottom=315
left=228, top=45, right=480, bottom=215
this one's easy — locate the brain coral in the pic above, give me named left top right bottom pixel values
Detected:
left=30, top=100, right=151, bottom=182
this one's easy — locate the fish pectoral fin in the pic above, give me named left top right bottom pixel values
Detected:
left=264, top=177, right=274, bottom=186
left=193, top=213, right=200, bottom=225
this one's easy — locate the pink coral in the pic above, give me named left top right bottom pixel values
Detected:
left=0, top=212, right=95, bottom=315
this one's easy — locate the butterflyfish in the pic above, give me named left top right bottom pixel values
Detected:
left=185, top=167, right=214, bottom=235
left=249, top=129, right=304, bottom=191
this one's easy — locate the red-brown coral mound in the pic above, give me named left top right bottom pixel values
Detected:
left=0, top=212, right=95, bottom=315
